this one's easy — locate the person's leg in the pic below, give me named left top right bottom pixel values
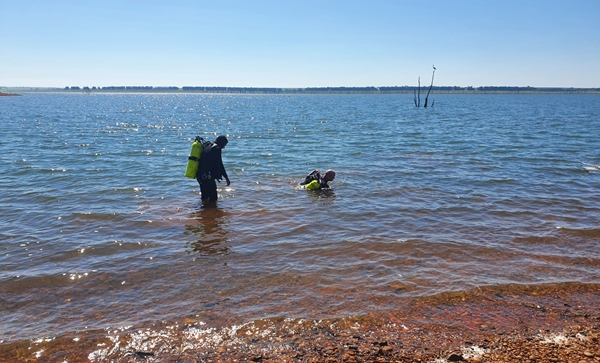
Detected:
left=206, top=178, right=218, bottom=201
left=200, top=179, right=218, bottom=203
left=199, top=180, right=208, bottom=202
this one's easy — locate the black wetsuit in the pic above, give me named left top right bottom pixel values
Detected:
left=196, top=144, right=228, bottom=202
left=300, top=170, right=330, bottom=189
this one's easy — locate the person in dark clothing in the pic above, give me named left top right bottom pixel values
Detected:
left=300, top=169, right=335, bottom=189
left=196, top=136, right=230, bottom=203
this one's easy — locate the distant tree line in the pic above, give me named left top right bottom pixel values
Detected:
left=66, top=86, right=180, bottom=91
left=59, top=86, right=600, bottom=94
left=182, top=86, right=283, bottom=93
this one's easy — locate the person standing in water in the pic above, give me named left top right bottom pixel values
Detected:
left=196, top=136, right=230, bottom=204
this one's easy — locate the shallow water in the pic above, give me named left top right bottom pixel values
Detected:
left=1, top=92, right=599, bottom=344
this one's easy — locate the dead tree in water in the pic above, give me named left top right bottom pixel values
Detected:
left=414, top=65, right=436, bottom=108
left=413, top=77, right=421, bottom=107
left=424, top=65, right=436, bottom=108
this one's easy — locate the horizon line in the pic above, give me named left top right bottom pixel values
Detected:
left=2, top=85, right=599, bottom=90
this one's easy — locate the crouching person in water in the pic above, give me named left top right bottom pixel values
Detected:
left=300, top=169, right=335, bottom=190
left=196, top=136, right=230, bottom=204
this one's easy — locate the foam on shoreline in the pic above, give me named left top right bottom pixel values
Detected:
left=1, top=283, right=598, bottom=362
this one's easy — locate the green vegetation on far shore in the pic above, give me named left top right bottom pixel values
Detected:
left=2, top=86, right=599, bottom=94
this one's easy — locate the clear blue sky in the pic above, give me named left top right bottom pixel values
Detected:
left=1, top=0, right=598, bottom=88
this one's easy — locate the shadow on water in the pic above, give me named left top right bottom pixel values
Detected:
left=184, top=205, right=231, bottom=256
left=305, top=188, right=336, bottom=204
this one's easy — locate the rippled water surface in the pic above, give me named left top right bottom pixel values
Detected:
left=1, top=92, right=599, bottom=342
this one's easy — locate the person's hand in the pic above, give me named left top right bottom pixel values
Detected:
left=225, top=177, right=231, bottom=186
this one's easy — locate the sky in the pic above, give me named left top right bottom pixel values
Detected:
left=1, top=0, right=599, bottom=88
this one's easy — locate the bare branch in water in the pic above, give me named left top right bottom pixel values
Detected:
left=424, top=65, right=436, bottom=108
left=417, top=77, right=421, bottom=107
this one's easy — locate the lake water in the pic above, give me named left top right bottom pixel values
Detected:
left=1, top=92, right=599, bottom=354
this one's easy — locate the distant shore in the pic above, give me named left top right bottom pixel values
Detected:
left=2, top=86, right=599, bottom=95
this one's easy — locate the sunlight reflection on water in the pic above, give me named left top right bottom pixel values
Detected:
left=0, top=93, right=599, bottom=343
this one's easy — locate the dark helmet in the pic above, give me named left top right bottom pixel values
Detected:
left=215, top=135, right=228, bottom=148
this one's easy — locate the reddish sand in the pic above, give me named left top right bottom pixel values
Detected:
left=0, top=284, right=598, bottom=362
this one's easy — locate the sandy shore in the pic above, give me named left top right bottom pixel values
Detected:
left=0, top=284, right=598, bottom=362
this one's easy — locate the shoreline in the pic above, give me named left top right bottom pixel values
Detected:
left=2, top=88, right=600, bottom=95
left=1, top=283, right=598, bottom=362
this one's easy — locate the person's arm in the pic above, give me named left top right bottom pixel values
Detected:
left=217, top=148, right=230, bottom=186
left=318, top=175, right=329, bottom=188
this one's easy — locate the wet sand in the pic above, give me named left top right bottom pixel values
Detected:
left=0, top=283, right=598, bottom=362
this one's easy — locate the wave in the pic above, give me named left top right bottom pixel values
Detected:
left=557, top=227, right=600, bottom=239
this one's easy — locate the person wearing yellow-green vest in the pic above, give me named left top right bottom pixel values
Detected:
left=300, top=169, right=335, bottom=190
